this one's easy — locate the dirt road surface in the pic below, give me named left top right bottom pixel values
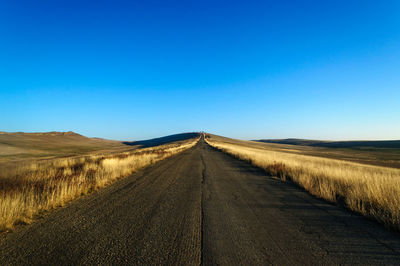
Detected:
left=1, top=138, right=400, bottom=265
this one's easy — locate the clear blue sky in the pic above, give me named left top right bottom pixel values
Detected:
left=1, top=0, right=399, bottom=140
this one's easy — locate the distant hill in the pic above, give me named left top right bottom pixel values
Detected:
left=0, top=131, right=83, bottom=137
left=123, top=132, right=200, bottom=148
left=0, top=131, right=126, bottom=161
left=0, top=131, right=121, bottom=149
left=255, top=138, right=400, bottom=149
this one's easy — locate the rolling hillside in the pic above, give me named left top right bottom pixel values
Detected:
left=0, top=131, right=129, bottom=162
left=206, top=135, right=400, bottom=169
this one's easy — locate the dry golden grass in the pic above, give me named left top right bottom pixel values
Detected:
left=0, top=138, right=199, bottom=231
left=206, top=136, right=400, bottom=231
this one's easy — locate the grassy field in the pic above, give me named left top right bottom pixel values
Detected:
left=0, top=132, right=199, bottom=231
left=206, top=134, right=400, bottom=231
left=256, top=138, right=400, bottom=169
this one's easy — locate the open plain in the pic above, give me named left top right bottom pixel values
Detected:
left=1, top=136, right=400, bottom=265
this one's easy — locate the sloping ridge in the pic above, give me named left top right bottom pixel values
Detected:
left=0, top=131, right=117, bottom=147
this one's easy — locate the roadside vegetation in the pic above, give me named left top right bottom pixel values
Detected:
left=206, top=135, right=400, bottom=231
left=0, top=137, right=199, bottom=231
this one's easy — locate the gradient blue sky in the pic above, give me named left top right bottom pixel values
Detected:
left=1, top=0, right=399, bottom=140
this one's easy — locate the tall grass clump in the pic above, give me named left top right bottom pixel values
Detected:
left=0, top=138, right=199, bottom=231
left=206, top=138, right=400, bottom=231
